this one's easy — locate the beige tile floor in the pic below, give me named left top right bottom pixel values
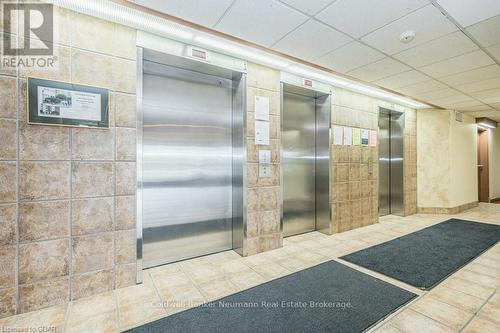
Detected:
left=1, top=203, right=499, bottom=333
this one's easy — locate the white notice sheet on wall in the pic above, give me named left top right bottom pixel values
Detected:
left=255, top=120, right=270, bottom=145
left=333, top=125, right=343, bottom=145
left=361, top=129, right=369, bottom=146
left=343, top=127, right=352, bottom=145
left=254, top=96, right=270, bottom=121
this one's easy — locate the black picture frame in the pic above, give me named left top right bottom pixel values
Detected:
left=28, top=77, right=109, bottom=128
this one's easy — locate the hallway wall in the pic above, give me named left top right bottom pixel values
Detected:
left=489, top=127, right=500, bottom=200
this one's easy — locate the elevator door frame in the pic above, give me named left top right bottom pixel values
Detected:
left=378, top=108, right=405, bottom=217
left=136, top=47, right=246, bottom=283
left=280, top=83, right=331, bottom=237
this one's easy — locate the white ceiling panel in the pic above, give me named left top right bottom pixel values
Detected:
left=215, top=0, right=308, bottom=46
left=429, top=94, right=475, bottom=107
left=315, top=0, right=428, bottom=39
left=393, top=31, right=478, bottom=68
left=315, top=41, right=385, bottom=73
left=490, top=103, right=500, bottom=111
left=136, top=0, right=233, bottom=27
left=463, top=110, right=500, bottom=122
left=279, top=0, right=334, bottom=15
left=361, top=5, right=457, bottom=55
left=419, top=50, right=494, bottom=78
left=466, top=15, right=500, bottom=47
left=470, top=88, right=500, bottom=104
left=414, top=87, right=462, bottom=101
left=373, top=70, right=430, bottom=90
left=443, top=100, right=488, bottom=110
left=439, top=65, right=500, bottom=86
left=398, top=79, right=448, bottom=95
left=347, top=57, right=410, bottom=82
left=456, top=78, right=500, bottom=94
left=487, top=43, right=500, bottom=61
left=272, top=20, right=351, bottom=61
left=437, top=0, right=500, bottom=27
left=458, top=105, right=493, bottom=112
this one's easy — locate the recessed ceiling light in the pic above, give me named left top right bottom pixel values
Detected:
left=399, top=30, right=416, bottom=44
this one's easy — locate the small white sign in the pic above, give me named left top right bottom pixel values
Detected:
left=259, top=150, right=271, bottom=164
left=259, top=164, right=271, bottom=178
left=255, top=120, right=270, bottom=145
left=255, top=96, right=270, bottom=121
left=333, top=125, right=343, bottom=145
left=361, top=129, right=369, bottom=146
left=343, top=127, right=353, bottom=146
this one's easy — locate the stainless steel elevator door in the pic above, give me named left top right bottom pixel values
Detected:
left=378, top=109, right=404, bottom=217
left=142, top=61, right=233, bottom=267
left=282, top=91, right=316, bottom=237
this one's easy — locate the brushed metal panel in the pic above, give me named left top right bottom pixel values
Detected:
left=378, top=113, right=390, bottom=217
left=141, top=59, right=234, bottom=267
left=315, top=95, right=331, bottom=235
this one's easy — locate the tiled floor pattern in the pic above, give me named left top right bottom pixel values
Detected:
left=1, top=203, right=499, bottom=333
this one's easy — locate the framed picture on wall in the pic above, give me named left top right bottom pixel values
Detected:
left=27, top=77, right=109, bottom=128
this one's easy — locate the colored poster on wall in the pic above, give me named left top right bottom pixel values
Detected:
left=361, top=129, right=369, bottom=146
left=254, top=96, right=270, bottom=121
left=333, top=125, right=343, bottom=145
left=352, top=128, right=361, bottom=146
left=343, top=127, right=352, bottom=145
left=369, top=130, right=377, bottom=147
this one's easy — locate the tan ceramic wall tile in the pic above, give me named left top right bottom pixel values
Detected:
left=116, top=128, right=136, bottom=161
left=72, top=13, right=115, bottom=55
left=71, top=49, right=113, bottom=89
left=115, top=195, right=136, bottom=230
left=19, top=162, right=70, bottom=201
left=19, top=239, right=69, bottom=284
left=19, top=200, right=70, bottom=242
left=0, top=162, right=16, bottom=202
left=247, top=63, right=280, bottom=92
left=72, top=232, right=114, bottom=274
left=0, top=204, right=16, bottom=245
left=246, top=139, right=280, bottom=163
left=18, top=277, right=68, bottom=313
left=115, top=229, right=136, bottom=265
left=71, top=128, right=114, bottom=161
left=0, top=76, right=17, bottom=118
left=112, top=58, right=136, bottom=94
left=0, top=119, right=16, bottom=160
left=19, top=123, right=70, bottom=160
left=257, top=187, right=280, bottom=211
left=19, top=44, right=71, bottom=82
left=72, top=197, right=114, bottom=235
left=0, top=287, right=16, bottom=318
left=71, top=269, right=113, bottom=300
left=113, top=24, right=137, bottom=60
left=258, top=210, right=280, bottom=235
left=114, top=93, right=136, bottom=128
left=72, top=162, right=114, bottom=198
left=116, top=263, right=136, bottom=288
left=116, top=162, right=136, bottom=195
left=0, top=245, right=16, bottom=288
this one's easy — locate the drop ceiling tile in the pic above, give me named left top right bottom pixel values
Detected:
left=444, top=100, right=488, bottom=110
left=419, top=50, right=494, bottom=78
left=373, top=70, right=430, bottom=90
left=456, top=78, right=500, bottom=94
left=436, top=0, right=500, bottom=27
left=316, top=0, right=428, bottom=38
left=279, top=0, right=334, bottom=15
left=346, top=57, right=410, bottom=82
left=215, top=0, right=308, bottom=46
left=393, top=31, right=478, bottom=68
left=315, top=41, right=385, bottom=73
left=457, top=104, right=492, bottom=112
left=470, top=88, right=500, bottom=104
left=428, top=94, right=475, bottom=107
left=464, top=110, right=500, bottom=122
left=439, top=65, right=500, bottom=86
left=487, top=43, right=500, bottom=61
left=491, top=102, right=500, bottom=110
left=466, top=15, right=500, bottom=47
left=414, top=87, right=461, bottom=101
left=137, top=0, right=234, bottom=27
left=273, top=20, right=352, bottom=61
left=361, top=5, right=457, bottom=55
left=398, top=79, right=448, bottom=95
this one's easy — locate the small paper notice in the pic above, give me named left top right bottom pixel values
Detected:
left=333, top=125, right=343, bottom=145
left=254, top=96, right=270, bottom=121
left=343, top=127, right=352, bottom=145
left=255, top=120, right=270, bottom=145
left=369, top=130, right=377, bottom=147
left=352, top=128, right=361, bottom=146
left=361, top=129, right=369, bottom=146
